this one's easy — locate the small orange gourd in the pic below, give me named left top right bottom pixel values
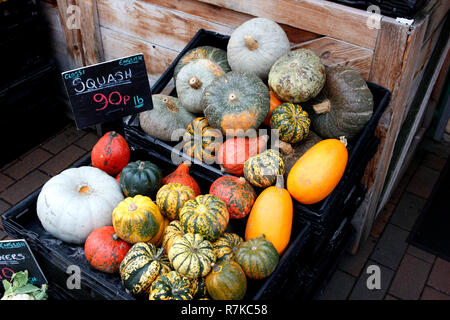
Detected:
left=286, top=138, right=348, bottom=205
left=244, top=175, right=292, bottom=255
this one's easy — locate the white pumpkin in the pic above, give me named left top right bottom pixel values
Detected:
left=36, top=166, right=124, bottom=244
left=227, top=18, right=291, bottom=80
left=176, top=59, right=225, bottom=114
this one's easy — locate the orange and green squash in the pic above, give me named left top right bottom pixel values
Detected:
left=156, top=183, right=196, bottom=220
left=91, top=131, right=130, bottom=176
left=149, top=271, right=193, bottom=300
left=244, top=149, right=285, bottom=188
left=205, top=260, right=247, bottom=300
left=183, top=117, right=222, bottom=164
left=162, top=160, right=201, bottom=196
left=270, top=102, right=311, bottom=144
left=212, top=233, right=243, bottom=262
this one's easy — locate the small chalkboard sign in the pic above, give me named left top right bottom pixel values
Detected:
left=0, top=239, right=47, bottom=295
left=62, top=53, right=153, bottom=129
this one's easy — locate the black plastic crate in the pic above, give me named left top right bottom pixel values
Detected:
left=2, top=147, right=311, bottom=300
left=123, top=28, right=391, bottom=230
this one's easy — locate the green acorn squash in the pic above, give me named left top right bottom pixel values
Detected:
left=119, top=160, right=162, bottom=198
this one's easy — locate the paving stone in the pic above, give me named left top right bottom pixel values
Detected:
left=39, top=145, right=87, bottom=176
left=388, top=254, right=432, bottom=300
left=406, top=165, right=440, bottom=199
left=0, top=171, right=50, bottom=205
left=427, top=258, right=450, bottom=295
left=41, top=125, right=86, bottom=154
left=318, top=270, right=356, bottom=300
left=348, top=260, right=395, bottom=300
left=0, top=229, right=7, bottom=240
left=0, top=173, right=15, bottom=192
left=371, top=224, right=409, bottom=270
left=74, top=131, right=99, bottom=151
left=339, top=236, right=377, bottom=277
left=371, top=202, right=396, bottom=239
left=389, top=192, right=427, bottom=231
left=421, top=286, right=450, bottom=300
left=3, top=148, right=53, bottom=180
left=0, top=199, right=11, bottom=216
left=407, top=245, right=436, bottom=264
left=422, top=152, right=448, bottom=172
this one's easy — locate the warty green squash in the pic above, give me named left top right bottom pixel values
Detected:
left=156, top=183, right=196, bottom=221
left=244, top=149, right=285, bottom=188
left=270, top=102, right=311, bottom=144
left=212, top=232, right=243, bottom=262
left=149, top=271, right=193, bottom=300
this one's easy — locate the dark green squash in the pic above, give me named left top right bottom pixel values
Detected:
left=212, top=232, right=243, bottom=262
left=270, top=102, right=311, bottom=144
left=120, top=160, right=162, bottom=197
left=173, top=46, right=231, bottom=83
left=235, top=235, right=279, bottom=280
left=205, top=260, right=247, bottom=300
left=243, top=149, right=285, bottom=188
left=149, top=271, right=193, bottom=300
left=191, top=277, right=208, bottom=299
left=119, top=242, right=172, bottom=296
left=303, top=65, right=374, bottom=140
left=202, top=71, right=270, bottom=135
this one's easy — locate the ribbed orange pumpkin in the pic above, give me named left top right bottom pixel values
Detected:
left=245, top=175, right=292, bottom=255
left=287, top=138, right=348, bottom=204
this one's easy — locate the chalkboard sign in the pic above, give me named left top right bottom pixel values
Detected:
left=0, top=239, right=47, bottom=295
left=62, top=53, right=153, bottom=129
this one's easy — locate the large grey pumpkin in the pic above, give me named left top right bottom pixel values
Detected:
left=268, top=49, right=326, bottom=103
left=173, top=46, right=230, bottom=83
left=201, top=71, right=270, bottom=136
left=139, top=94, right=195, bottom=142
left=176, top=59, right=225, bottom=114
left=303, top=65, right=374, bottom=140
left=227, top=18, right=290, bottom=80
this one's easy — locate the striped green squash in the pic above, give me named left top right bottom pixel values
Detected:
left=119, top=242, right=172, bottom=296
left=149, top=271, right=193, bottom=300
left=168, top=233, right=216, bottom=278
left=156, top=183, right=196, bottom=220
left=161, top=220, right=184, bottom=254
left=235, top=236, right=279, bottom=279
left=179, top=194, right=229, bottom=241
left=205, top=260, right=247, bottom=300
left=243, top=149, right=285, bottom=188
left=212, top=233, right=243, bottom=262
left=191, top=276, right=208, bottom=299
left=270, top=102, right=311, bottom=144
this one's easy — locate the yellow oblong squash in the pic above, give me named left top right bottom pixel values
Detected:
left=286, top=138, right=348, bottom=204
left=244, top=175, right=293, bottom=255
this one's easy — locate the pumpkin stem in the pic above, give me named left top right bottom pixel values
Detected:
left=244, top=35, right=258, bottom=51
left=312, top=99, right=331, bottom=114
left=220, top=164, right=226, bottom=173
left=238, top=177, right=247, bottom=184
left=111, top=233, right=119, bottom=241
left=128, top=202, right=138, bottom=211
left=155, top=247, right=165, bottom=260
left=275, top=175, right=285, bottom=189
left=138, top=161, right=146, bottom=170
left=162, top=96, right=179, bottom=113
left=188, top=76, right=203, bottom=90
left=228, top=93, right=238, bottom=103
left=276, top=140, right=294, bottom=156
left=183, top=160, right=192, bottom=168
left=211, top=262, right=221, bottom=273
left=339, top=136, right=348, bottom=147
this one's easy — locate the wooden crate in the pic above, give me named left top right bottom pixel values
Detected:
left=40, top=0, right=450, bottom=252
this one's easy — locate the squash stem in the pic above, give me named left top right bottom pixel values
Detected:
left=138, top=161, right=145, bottom=170
left=244, top=35, right=258, bottom=51
left=188, top=76, right=203, bottom=90
left=276, top=140, right=294, bottom=156
left=275, top=175, right=285, bottom=189
left=312, top=99, right=331, bottom=114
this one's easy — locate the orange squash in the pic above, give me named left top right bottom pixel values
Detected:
left=286, top=138, right=348, bottom=204
left=263, top=91, right=282, bottom=126
left=244, top=175, right=292, bottom=255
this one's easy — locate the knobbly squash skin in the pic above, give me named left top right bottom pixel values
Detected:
left=112, top=195, right=165, bottom=244
left=244, top=149, right=285, bottom=188
left=212, top=233, right=243, bottom=262
left=245, top=175, right=293, bottom=255
left=91, top=131, right=130, bottom=175
left=179, top=194, right=229, bottom=242
left=162, top=161, right=201, bottom=196
left=84, top=226, right=131, bottom=274
left=209, top=176, right=256, bottom=219
left=235, top=236, right=279, bottom=279
left=120, top=242, right=172, bottom=296
left=149, top=271, right=193, bottom=300
left=287, top=138, right=348, bottom=204
left=270, top=102, right=311, bottom=144
left=168, top=233, right=216, bottom=279
left=156, top=183, right=196, bottom=220
left=205, top=260, right=247, bottom=300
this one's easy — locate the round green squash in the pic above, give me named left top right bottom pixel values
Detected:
left=176, top=59, right=226, bottom=114
left=227, top=18, right=290, bottom=80
left=168, top=232, right=216, bottom=278
left=183, top=117, right=222, bottom=164
left=156, top=183, right=196, bottom=221
left=120, top=160, right=162, bottom=197
left=119, top=242, right=172, bottom=296
left=235, top=235, right=279, bottom=279
left=205, top=260, right=247, bottom=300
left=202, top=71, right=270, bottom=136
left=149, top=271, right=193, bottom=300
left=268, top=49, right=326, bottom=103
left=173, top=46, right=231, bottom=83
left=270, top=102, right=311, bottom=144
left=243, top=149, right=285, bottom=188
left=179, top=194, right=229, bottom=242
left=303, top=65, right=374, bottom=140
left=212, top=232, right=243, bottom=262
left=139, top=94, right=195, bottom=142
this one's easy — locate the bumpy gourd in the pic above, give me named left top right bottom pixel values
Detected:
left=244, top=149, right=285, bottom=188
left=156, top=183, right=196, bottom=220
left=270, top=102, right=311, bottom=144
